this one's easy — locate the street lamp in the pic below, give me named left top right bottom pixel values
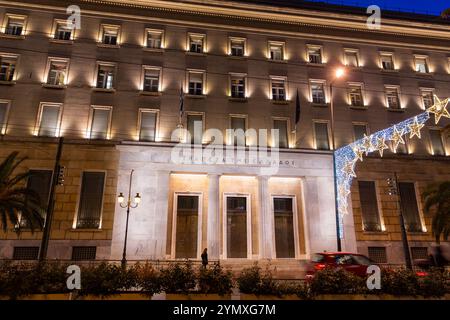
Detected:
left=330, top=66, right=346, bottom=252
left=118, top=169, right=141, bottom=267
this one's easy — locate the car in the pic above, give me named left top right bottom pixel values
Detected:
left=305, top=252, right=376, bottom=279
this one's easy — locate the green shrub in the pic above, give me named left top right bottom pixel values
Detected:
left=418, top=268, right=449, bottom=297
left=380, top=268, right=419, bottom=296
left=160, top=261, right=196, bottom=294
left=135, top=262, right=161, bottom=296
left=197, top=263, right=233, bottom=295
left=309, top=267, right=366, bottom=295
left=237, top=264, right=285, bottom=296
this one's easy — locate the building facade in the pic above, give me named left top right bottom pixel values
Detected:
left=0, top=0, right=449, bottom=269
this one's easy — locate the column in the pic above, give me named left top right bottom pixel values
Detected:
left=207, top=174, right=220, bottom=259
left=154, top=170, right=170, bottom=259
left=258, top=175, right=275, bottom=259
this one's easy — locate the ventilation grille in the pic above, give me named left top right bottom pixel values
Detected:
left=368, top=247, right=387, bottom=263
left=72, top=246, right=97, bottom=261
left=13, top=247, right=39, bottom=260
left=411, top=247, right=428, bottom=260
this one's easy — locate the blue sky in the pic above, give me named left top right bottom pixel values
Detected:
left=307, top=0, right=449, bottom=15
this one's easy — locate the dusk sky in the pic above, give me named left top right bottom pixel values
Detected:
left=308, top=0, right=449, bottom=15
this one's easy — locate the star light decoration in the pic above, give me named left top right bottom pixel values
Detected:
left=333, top=95, right=449, bottom=240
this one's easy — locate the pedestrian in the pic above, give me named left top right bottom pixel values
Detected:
left=201, top=248, right=208, bottom=268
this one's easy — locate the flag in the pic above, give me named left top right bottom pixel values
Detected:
left=294, top=89, right=301, bottom=131
left=179, top=85, right=184, bottom=123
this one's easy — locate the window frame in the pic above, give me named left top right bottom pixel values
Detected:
left=420, top=88, right=435, bottom=110
left=94, top=61, right=117, bottom=91
left=343, top=48, right=360, bottom=67
left=268, top=41, right=285, bottom=61
left=309, top=80, right=327, bottom=105
left=144, top=28, right=164, bottom=50
left=2, top=14, right=27, bottom=37
left=98, top=24, right=121, bottom=47
left=270, top=76, right=287, bottom=101
left=347, top=82, right=365, bottom=107
left=228, top=114, right=248, bottom=146
left=228, top=37, right=246, bottom=57
left=357, top=180, right=385, bottom=232
left=137, top=108, right=159, bottom=142
left=0, top=52, right=19, bottom=83
left=186, top=69, right=206, bottom=96
left=352, top=122, right=369, bottom=142
left=185, top=111, right=205, bottom=144
left=398, top=181, right=427, bottom=233
left=187, top=32, right=206, bottom=54
left=51, top=19, right=74, bottom=42
left=428, top=127, right=446, bottom=156
left=384, top=85, right=402, bottom=110
left=44, top=57, right=70, bottom=87
left=313, top=120, right=331, bottom=150
left=229, top=73, right=247, bottom=99
left=414, top=54, right=429, bottom=74
left=272, top=117, right=290, bottom=149
left=34, top=102, right=63, bottom=137
left=307, top=44, right=323, bottom=64
left=271, top=195, right=300, bottom=259
left=140, top=65, right=162, bottom=93
left=0, top=99, right=11, bottom=135
left=379, top=52, right=395, bottom=71
left=87, top=105, right=113, bottom=140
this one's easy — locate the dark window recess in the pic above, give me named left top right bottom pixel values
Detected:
left=368, top=247, right=387, bottom=263
left=227, top=196, right=247, bottom=258
left=358, top=181, right=382, bottom=232
left=175, top=195, right=199, bottom=259
left=72, top=246, right=97, bottom=261
left=76, top=172, right=105, bottom=229
left=411, top=247, right=428, bottom=261
left=274, top=198, right=295, bottom=258
left=13, top=247, right=39, bottom=260
left=398, top=182, right=423, bottom=232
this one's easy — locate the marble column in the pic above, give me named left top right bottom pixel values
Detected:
left=154, top=170, right=170, bottom=259
left=258, top=175, right=274, bottom=259
left=207, top=174, right=220, bottom=259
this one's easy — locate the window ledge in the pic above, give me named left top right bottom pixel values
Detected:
left=50, top=39, right=73, bottom=45
left=0, top=80, right=16, bottom=86
left=381, top=69, right=399, bottom=73
left=0, top=34, right=25, bottom=40
left=307, top=62, right=326, bottom=67
left=228, top=55, right=247, bottom=60
left=186, top=94, right=206, bottom=99
left=93, top=88, right=116, bottom=93
left=387, top=108, right=405, bottom=113
left=143, top=47, right=164, bottom=53
left=312, top=103, right=328, bottom=108
left=139, top=90, right=161, bottom=96
left=272, top=100, right=290, bottom=105
left=268, top=59, right=288, bottom=63
left=229, top=97, right=248, bottom=103
left=362, top=231, right=389, bottom=235
left=415, top=72, right=433, bottom=76
left=407, top=231, right=427, bottom=235
left=186, top=51, right=206, bottom=56
left=70, top=228, right=103, bottom=233
left=42, top=84, right=67, bottom=89
left=97, top=43, right=120, bottom=49
left=349, top=105, right=367, bottom=110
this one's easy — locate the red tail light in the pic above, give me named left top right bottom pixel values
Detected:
left=416, top=271, right=428, bottom=277
left=314, top=263, right=326, bottom=270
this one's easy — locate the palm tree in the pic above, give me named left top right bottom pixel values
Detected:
left=0, top=151, right=45, bottom=231
left=422, top=181, right=450, bottom=243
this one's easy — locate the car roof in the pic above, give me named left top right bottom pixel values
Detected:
left=315, top=252, right=365, bottom=255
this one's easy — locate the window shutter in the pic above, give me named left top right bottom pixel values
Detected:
left=429, top=129, right=444, bottom=156
left=358, top=181, right=381, bottom=231
left=273, top=120, right=288, bottom=148
left=90, top=108, right=110, bottom=139
left=314, top=122, right=329, bottom=150
left=0, top=102, right=7, bottom=128
left=139, top=112, right=156, bottom=142
left=39, top=105, right=60, bottom=137
left=187, top=114, right=203, bottom=144
left=76, top=172, right=105, bottom=229
left=398, top=182, right=422, bottom=232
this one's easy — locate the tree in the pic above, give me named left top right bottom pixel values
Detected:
left=0, top=151, right=45, bottom=232
left=422, top=181, right=450, bottom=243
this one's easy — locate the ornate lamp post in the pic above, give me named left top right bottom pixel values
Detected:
left=117, top=169, right=141, bottom=267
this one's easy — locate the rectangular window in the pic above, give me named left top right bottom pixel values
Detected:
left=188, top=71, right=204, bottom=95
left=101, top=25, right=119, bottom=45
left=188, top=34, right=205, bottom=53
left=230, top=116, right=246, bottom=146
left=226, top=196, right=248, bottom=258
left=380, top=53, right=394, bottom=70
left=421, top=90, right=435, bottom=109
left=46, top=59, right=68, bottom=86
left=307, top=46, right=322, bottom=64
left=274, top=198, right=295, bottom=258
left=349, top=85, right=363, bottom=107
left=146, top=29, right=163, bottom=49
left=96, top=63, right=115, bottom=89
left=0, top=100, right=9, bottom=134
left=344, top=50, right=359, bottom=67
left=72, top=246, right=97, bottom=261
left=273, top=119, right=288, bottom=149
left=187, top=114, right=203, bottom=144
left=368, top=247, right=387, bottom=263
left=90, top=107, right=111, bottom=139
left=415, top=56, right=429, bottom=73
left=269, top=42, right=284, bottom=61
left=139, top=110, right=157, bottom=142
left=385, top=87, right=400, bottom=109
left=398, top=182, right=423, bottom=232
left=38, top=103, right=61, bottom=137
left=411, top=247, right=428, bottom=261
left=76, top=172, right=105, bottom=229
left=311, top=82, right=326, bottom=104
left=314, top=122, right=329, bottom=150
left=4, top=15, right=25, bottom=36
left=358, top=181, right=382, bottom=232
left=54, top=21, right=72, bottom=41
left=0, top=54, right=17, bottom=82
left=353, top=123, right=368, bottom=141
left=175, top=195, right=199, bottom=259
left=142, top=67, right=160, bottom=92
left=13, top=247, right=39, bottom=260
left=230, top=74, right=246, bottom=98
left=271, top=78, right=286, bottom=101
left=229, top=38, right=245, bottom=57
left=429, top=129, right=445, bottom=156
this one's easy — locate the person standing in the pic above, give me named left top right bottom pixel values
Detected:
left=201, top=248, right=208, bottom=268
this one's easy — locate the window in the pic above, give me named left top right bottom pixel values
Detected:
left=368, top=247, right=387, bottom=263
left=139, top=109, right=157, bottom=142
left=96, top=63, right=115, bottom=89
left=20, top=169, right=53, bottom=228
left=188, top=33, right=205, bottom=53
left=230, top=115, right=246, bottom=146
left=358, top=181, right=382, bottom=232
left=100, top=25, right=119, bottom=45
left=76, top=172, right=105, bottom=229
left=314, top=121, right=329, bottom=150
left=415, top=56, right=429, bottom=73
left=0, top=54, right=17, bottom=82
left=271, top=78, right=286, bottom=101
left=229, top=38, right=245, bottom=57
left=187, top=113, right=203, bottom=144
left=348, top=84, right=363, bottom=107
left=311, top=82, right=326, bottom=104
left=344, top=49, right=359, bottom=67
left=3, top=15, right=25, bottom=36
left=226, top=196, right=248, bottom=258
left=146, top=29, right=163, bottom=49
left=353, top=123, right=368, bottom=141
left=380, top=53, right=394, bottom=70
left=411, top=247, right=428, bottom=261
left=274, top=197, right=295, bottom=258
left=46, top=59, right=68, bottom=86
left=230, top=74, right=246, bottom=99
left=72, top=246, right=97, bottom=261
left=0, top=100, right=10, bottom=135
left=142, top=67, right=160, bottom=92
left=37, top=103, right=61, bottom=137
left=89, top=106, right=111, bottom=139
left=307, top=45, right=322, bottom=64
left=188, top=71, right=204, bottom=95
left=429, top=129, right=445, bottom=156
left=13, top=247, right=39, bottom=260
left=398, top=182, right=423, bottom=232
left=385, top=87, right=400, bottom=109
left=269, top=41, right=284, bottom=61
left=175, top=195, right=200, bottom=259
left=273, top=119, right=289, bottom=148
left=421, top=90, right=435, bottom=109
left=54, top=20, right=72, bottom=41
